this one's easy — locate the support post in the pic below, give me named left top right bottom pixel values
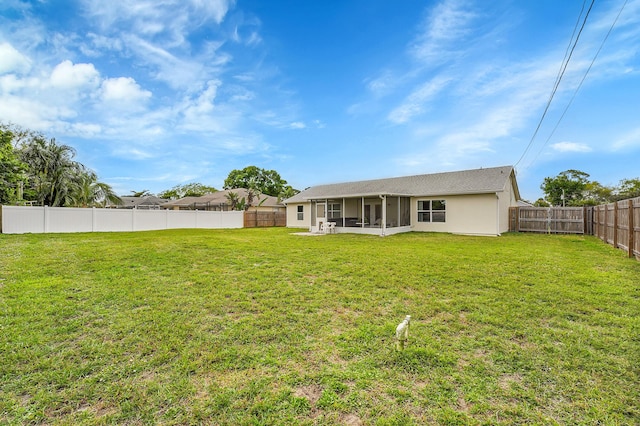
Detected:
left=629, top=200, right=635, bottom=258
left=613, top=202, right=619, bottom=248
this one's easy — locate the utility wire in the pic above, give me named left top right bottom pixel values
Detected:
left=525, top=0, right=629, bottom=170
left=514, top=0, right=596, bottom=167
left=549, top=0, right=588, bottom=108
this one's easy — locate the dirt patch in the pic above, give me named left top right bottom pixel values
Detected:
left=294, top=384, right=323, bottom=405
left=341, top=413, right=363, bottom=425
left=498, top=373, right=524, bottom=390
left=457, top=397, right=471, bottom=412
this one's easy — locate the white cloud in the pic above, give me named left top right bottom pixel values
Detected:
left=70, top=122, right=102, bottom=137
left=612, top=127, right=640, bottom=150
left=81, top=0, right=233, bottom=46
left=409, top=0, right=477, bottom=63
left=0, top=42, right=31, bottom=74
left=101, top=77, right=152, bottom=103
left=288, top=121, right=305, bottom=129
left=178, top=79, right=244, bottom=133
left=49, top=60, right=100, bottom=90
left=551, top=141, right=592, bottom=153
left=366, top=70, right=397, bottom=97
left=387, top=76, right=451, bottom=124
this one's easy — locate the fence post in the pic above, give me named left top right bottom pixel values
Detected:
left=629, top=200, right=635, bottom=258
left=613, top=202, right=619, bottom=249
left=44, top=205, right=49, bottom=233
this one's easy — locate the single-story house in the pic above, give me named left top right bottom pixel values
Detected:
left=283, top=165, right=520, bottom=236
left=109, top=195, right=169, bottom=209
left=162, top=188, right=285, bottom=212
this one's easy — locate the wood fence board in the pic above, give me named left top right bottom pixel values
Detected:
left=244, top=211, right=286, bottom=228
left=511, top=207, right=584, bottom=234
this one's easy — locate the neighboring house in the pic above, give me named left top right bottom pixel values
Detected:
left=283, top=165, right=521, bottom=236
left=162, top=188, right=285, bottom=212
left=110, top=195, right=169, bottom=209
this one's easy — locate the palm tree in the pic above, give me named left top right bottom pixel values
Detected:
left=226, top=191, right=240, bottom=211
left=19, top=137, right=81, bottom=206
left=70, top=171, right=122, bottom=208
left=18, top=136, right=120, bottom=207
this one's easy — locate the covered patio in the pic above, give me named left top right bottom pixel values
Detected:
left=309, top=195, right=412, bottom=236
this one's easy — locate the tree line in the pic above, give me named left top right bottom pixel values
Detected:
left=6, top=124, right=636, bottom=209
left=535, top=169, right=640, bottom=207
left=1, top=123, right=299, bottom=207
left=1, top=124, right=120, bottom=207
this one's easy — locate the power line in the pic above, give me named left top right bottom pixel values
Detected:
left=514, top=0, right=596, bottom=167
left=525, top=0, right=629, bottom=170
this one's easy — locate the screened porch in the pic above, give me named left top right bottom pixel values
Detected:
left=310, top=196, right=412, bottom=236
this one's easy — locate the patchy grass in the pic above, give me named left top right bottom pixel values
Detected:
left=1, top=228, right=638, bottom=425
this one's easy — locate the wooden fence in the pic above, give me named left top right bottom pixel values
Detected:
left=510, top=197, right=640, bottom=259
left=244, top=211, right=286, bottom=228
left=592, top=197, right=640, bottom=259
left=509, top=206, right=587, bottom=234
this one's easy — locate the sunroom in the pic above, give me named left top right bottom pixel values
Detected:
left=309, top=195, right=412, bottom=236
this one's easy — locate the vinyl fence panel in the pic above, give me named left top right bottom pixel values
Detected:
left=1, top=206, right=244, bottom=234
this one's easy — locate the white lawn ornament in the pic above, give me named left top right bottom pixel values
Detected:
left=395, top=315, right=411, bottom=351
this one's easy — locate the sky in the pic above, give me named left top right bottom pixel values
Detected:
left=1, top=0, right=639, bottom=202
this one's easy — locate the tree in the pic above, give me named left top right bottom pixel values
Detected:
left=278, top=185, right=299, bottom=202
left=7, top=123, right=117, bottom=207
left=158, top=183, right=217, bottom=199
left=540, top=169, right=591, bottom=206
left=533, top=198, right=551, bottom=207
left=223, top=166, right=290, bottom=197
left=0, top=127, right=26, bottom=204
left=18, top=136, right=85, bottom=206
left=615, top=178, right=640, bottom=200
left=70, top=171, right=121, bottom=207
left=130, top=189, right=153, bottom=197
left=579, top=181, right=614, bottom=206
left=225, top=191, right=240, bottom=210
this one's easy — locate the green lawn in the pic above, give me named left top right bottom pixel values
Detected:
left=1, top=228, right=638, bottom=425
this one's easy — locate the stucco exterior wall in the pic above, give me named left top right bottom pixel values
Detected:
left=497, top=177, right=518, bottom=233
left=411, top=193, right=500, bottom=236
left=286, top=202, right=311, bottom=228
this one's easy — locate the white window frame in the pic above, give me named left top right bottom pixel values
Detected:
left=328, top=202, right=341, bottom=219
left=417, top=200, right=446, bottom=223
left=297, top=205, right=304, bottom=221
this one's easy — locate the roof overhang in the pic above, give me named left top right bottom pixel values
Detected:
left=300, top=190, right=502, bottom=201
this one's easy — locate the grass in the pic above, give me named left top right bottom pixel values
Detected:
left=1, top=228, right=639, bottom=425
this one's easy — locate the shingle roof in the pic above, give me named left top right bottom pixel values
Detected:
left=162, top=188, right=283, bottom=208
left=284, top=166, right=519, bottom=202
left=117, top=196, right=168, bottom=208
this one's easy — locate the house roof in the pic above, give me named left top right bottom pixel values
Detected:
left=284, top=166, right=520, bottom=202
left=116, top=195, right=169, bottom=208
left=162, top=188, right=283, bottom=208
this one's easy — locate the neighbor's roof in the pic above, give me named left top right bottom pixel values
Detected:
left=118, top=195, right=168, bottom=208
left=162, top=188, right=283, bottom=208
left=284, top=166, right=519, bottom=202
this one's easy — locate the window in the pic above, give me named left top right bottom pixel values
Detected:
left=328, top=203, right=341, bottom=219
left=297, top=205, right=304, bottom=220
left=417, top=200, right=446, bottom=223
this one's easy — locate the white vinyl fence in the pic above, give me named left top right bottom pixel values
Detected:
left=1, top=206, right=244, bottom=234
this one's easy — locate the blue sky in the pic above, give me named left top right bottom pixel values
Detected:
left=1, top=0, right=638, bottom=201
